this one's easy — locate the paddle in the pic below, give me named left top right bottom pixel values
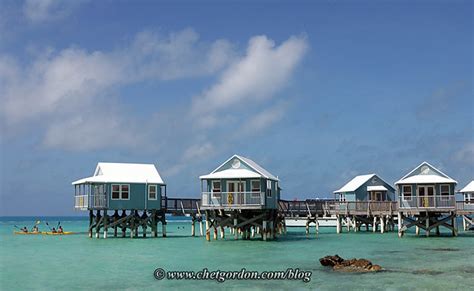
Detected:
left=45, top=222, right=52, bottom=231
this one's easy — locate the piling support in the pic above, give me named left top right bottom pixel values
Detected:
left=425, top=215, right=430, bottom=237
left=103, top=211, right=108, bottom=239
left=88, top=210, right=93, bottom=238
left=191, top=216, right=196, bottom=237
left=263, top=220, right=267, bottom=241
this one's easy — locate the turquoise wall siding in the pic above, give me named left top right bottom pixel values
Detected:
left=204, top=177, right=279, bottom=209
left=397, top=183, right=455, bottom=198
left=97, top=182, right=163, bottom=210
left=354, top=176, right=395, bottom=201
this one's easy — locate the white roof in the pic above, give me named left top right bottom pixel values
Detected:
left=459, top=181, right=474, bottom=193
left=367, top=185, right=388, bottom=191
left=72, top=162, right=165, bottom=185
left=395, top=161, right=457, bottom=185
left=334, top=174, right=376, bottom=193
left=200, top=154, right=279, bottom=181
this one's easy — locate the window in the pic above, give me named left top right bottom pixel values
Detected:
left=148, top=185, right=157, bottom=200
left=212, top=181, right=221, bottom=198
left=339, top=193, right=346, bottom=202
left=121, top=185, right=129, bottom=199
left=111, top=184, right=130, bottom=200
left=466, top=193, right=473, bottom=205
left=440, top=184, right=450, bottom=200
left=266, top=180, right=272, bottom=198
left=251, top=180, right=260, bottom=192
left=402, top=185, right=412, bottom=201
left=212, top=181, right=221, bottom=193
left=112, top=184, right=120, bottom=199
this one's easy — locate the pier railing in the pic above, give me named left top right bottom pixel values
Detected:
left=74, top=194, right=107, bottom=210
left=201, top=191, right=264, bottom=208
left=278, top=199, right=334, bottom=217
left=164, top=197, right=201, bottom=215
left=333, top=201, right=397, bottom=214
left=456, top=201, right=474, bottom=211
left=398, top=195, right=456, bottom=209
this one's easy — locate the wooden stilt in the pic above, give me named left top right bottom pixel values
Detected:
left=234, top=218, right=238, bottom=240
left=162, top=221, right=167, bottom=238
left=213, top=226, right=218, bottom=240
left=88, top=210, right=93, bottom=238
left=205, top=213, right=210, bottom=241
left=95, top=210, right=101, bottom=239
left=199, top=218, right=203, bottom=237
left=220, top=226, right=225, bottom=239
left=305, top=220, right=309, bottom=235
left=452, top=215, right=457, bottom=236
left=373, top=216, right=377, bottom=233
left=103, top=211, right=108, bottom=239
left=263, top=220, right=267, bottom=241
left=380, top=216, right=385, bottom=234
left=191, top=217, right=196, bottom=237
left=336, top=215, right=341, bottom=234
left=425, top=215, right=430, bottom=237
left=415, top=225, right=420, bottom=236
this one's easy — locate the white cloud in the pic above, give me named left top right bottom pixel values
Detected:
left=1, top=30, right=309, bottom=176
left=23, top=0, right=86, bottom=23
left=191, top=35, right=308, bottom=124
left=237, top=101, right=287, bottom=136
left=0, top=29, right=236, bottom=150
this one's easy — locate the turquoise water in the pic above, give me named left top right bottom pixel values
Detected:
left=1, top=217, right=473, bottom=290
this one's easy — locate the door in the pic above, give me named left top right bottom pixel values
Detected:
left=370, top=191, right=383, bottom=201
left=418, top=185, right=434, bottom=207
left=227, top=181, right=245, bottom=205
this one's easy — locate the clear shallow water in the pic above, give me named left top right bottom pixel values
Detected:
left=1, top=217, right=473, bottom=290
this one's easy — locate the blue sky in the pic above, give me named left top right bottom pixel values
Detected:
left=0, top=0, right=472, bottom=216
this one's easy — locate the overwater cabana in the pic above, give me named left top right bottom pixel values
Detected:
left=73, top=162, right=167, bottom=238
left=333, top=174, right=396, bottom=234
left=395, top=161, right=457, bottom=237
left=458, top=180, right=474, bottom=231
left=199, top=154, right=282, bottom=241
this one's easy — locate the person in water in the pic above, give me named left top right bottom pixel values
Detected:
left=22, top=226, right=28, bottom=233
left=58, top=226, right=63, bottom=234
left=31, top=225, right=39, bottom=233
left=51, top=227, right=57, bottom=233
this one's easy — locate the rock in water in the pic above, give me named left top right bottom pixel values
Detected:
left=319, top=255, right=344, bottom=267
left=319, top=255, right=382, bottom=273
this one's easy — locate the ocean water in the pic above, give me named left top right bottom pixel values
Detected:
left=0, top=216, right=473, bottom=290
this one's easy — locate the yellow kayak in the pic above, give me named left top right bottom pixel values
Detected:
left=43, top=231, right=74, bottom=235
left=14, top=231, right=42, bottom=235
left=14, top=231, right=74, bottom=235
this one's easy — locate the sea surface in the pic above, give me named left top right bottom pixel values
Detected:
left=1, top=216, right=473, bottom=290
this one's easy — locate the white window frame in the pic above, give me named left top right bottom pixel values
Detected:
left=251, top=180, right=261, bottom=197
left=266, top=180, right=272, bottom=198
left=466, top=193, right=473, bottom=204
left=339, top=193, right=346, bottom=202
left=212, top=181, right=222, bottom=198
left=148, top=184, right=158, bottom=200
left=111, top=184, right=130, bottom=200
left=440, top=184, right=450, bottom=201
left=402, top=185, right=412, bottom=201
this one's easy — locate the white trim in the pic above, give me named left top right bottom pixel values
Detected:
left=251, top=179, right=261, bottom=192
left=402, top=185, right=412, bottom=201
left=395, top=161, right=457, bottom=185
left=111, top=184, right=130, bottom=200
left=417, top=184, right=435, bottom=197
left=148, top=184, right=158, bottom=200
left=440, top=184, right=450, bottom=201
left=266, top=180, right=272, bottom=198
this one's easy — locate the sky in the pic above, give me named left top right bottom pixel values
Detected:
left=0, top=0, right=472, bottom=216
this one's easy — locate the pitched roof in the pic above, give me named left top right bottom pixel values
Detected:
left=72, top=162, right=165, bottom=185
left=395, top=161, right=456, bottom=185
left=334, top=174, right=376, bottom=193
left=200, top=154, right=279, bottom=180
left=459, top=180, right=474, bottom=193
